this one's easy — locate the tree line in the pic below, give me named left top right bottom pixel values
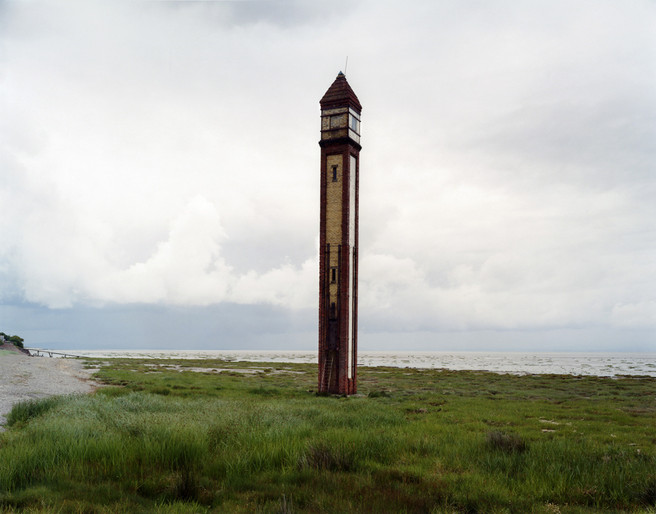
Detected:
left=0, top=332, right=24, bottom=348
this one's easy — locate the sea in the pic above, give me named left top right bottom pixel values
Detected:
left=52, top=350, right=656, bottom=377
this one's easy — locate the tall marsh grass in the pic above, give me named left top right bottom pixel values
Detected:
left=4, top=395, right=67, bottom=427
left=1, top=359, right=654, bottom=513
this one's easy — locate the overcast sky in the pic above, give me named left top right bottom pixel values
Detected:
left=1, top=0, right=655, bottom=352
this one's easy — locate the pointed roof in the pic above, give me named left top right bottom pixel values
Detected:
left=320, top=72, right=362, bottom=112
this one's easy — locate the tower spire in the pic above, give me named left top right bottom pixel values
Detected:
left=320, top=71, right=362, bottom=112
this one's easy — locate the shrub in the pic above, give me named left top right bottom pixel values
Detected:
left=8, top=335, right=24, bottom=348
left=298, top=442, right=355, bottom=472
left=486, top=431, right=527, bottom=453
left=368, top=390, right=391, bottom=398
left=0, top=333, right=24, bottom=348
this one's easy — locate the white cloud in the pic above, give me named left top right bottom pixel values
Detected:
left=3, top=192, right=315, bottom=309
left=91, top=195, right=317, bottom=308
left=1, top=0, right=655, bottom=348
left=92, top=196, right=231, bottom=305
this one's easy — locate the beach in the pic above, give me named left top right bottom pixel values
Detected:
left=0, top=347, right=97, bottom=428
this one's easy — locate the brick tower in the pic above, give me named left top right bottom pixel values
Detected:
left=318, top=72, right=362, bottom=395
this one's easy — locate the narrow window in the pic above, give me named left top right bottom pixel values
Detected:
left=331, top=267, right=337, bottom=283
left=331, top=165, right=338, bottom=182
left=349, top=114, right=359, bottom=132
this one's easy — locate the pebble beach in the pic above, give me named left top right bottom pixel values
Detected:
left=0, top=345, right=98, bottom=428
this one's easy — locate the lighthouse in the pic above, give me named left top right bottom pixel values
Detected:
left=317, top=72, right=362, bottom=395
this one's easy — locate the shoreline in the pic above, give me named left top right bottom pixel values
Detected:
left=31, top=349, right=656, bottom=377
left=0, top=351, right=98, bottom=428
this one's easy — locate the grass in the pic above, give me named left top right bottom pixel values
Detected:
left=0, top=358, right=655, bottom=512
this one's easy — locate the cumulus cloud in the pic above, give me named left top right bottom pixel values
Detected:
left=92, top=196, right=232, bottom=305
left=2, top=192, right=315, bottom=309
left=92, top=196, right=316, bottom=308
left=1, top=0, right=655, bottom=349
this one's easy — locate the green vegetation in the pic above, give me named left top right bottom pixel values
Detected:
left=0, top=333, right=24, bottom=348
left=1, top=358, right=655, bottom=513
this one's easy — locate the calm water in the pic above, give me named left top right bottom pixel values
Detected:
left=55, top=350, right=656, bottom=377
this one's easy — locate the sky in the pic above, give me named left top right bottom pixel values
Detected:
left=1, top=0, right=655, bottom=352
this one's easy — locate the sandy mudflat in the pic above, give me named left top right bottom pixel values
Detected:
left=0, top=351, right=98, bottom=428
